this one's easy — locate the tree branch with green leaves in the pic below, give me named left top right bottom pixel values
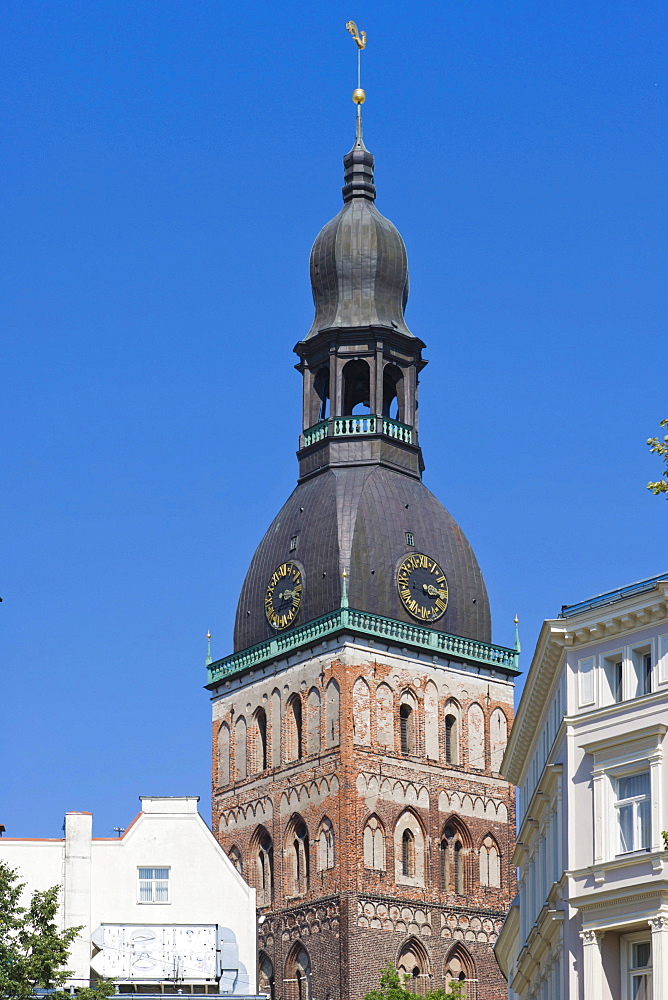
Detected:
left=0, top=861, right=115, bottom=1000
left=647, top=420, right=668, bottom=496
left=364, top=963, right=465, bottom=1000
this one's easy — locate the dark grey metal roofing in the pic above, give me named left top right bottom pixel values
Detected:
left=233, top=465, right=491, bottom=651
left=305, top=138, right=412, bottom=340
left=559, top=571, right=668, bottom=618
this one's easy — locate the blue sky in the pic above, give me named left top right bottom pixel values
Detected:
left=2, top=0, right=667, bottom=838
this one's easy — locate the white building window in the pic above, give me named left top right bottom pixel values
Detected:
left=624, top=935, right=651, bottom=1000
left=603, top=652, right=624, bottom=704
left=631, top=645, right=653, bottom=697
left=138, top=867, right=170, bottom=902
left=616, top=772, right=651, bottom=854
left=659, top=634, right=668, bottom=685
left=584, top=724, right=665, bottom=865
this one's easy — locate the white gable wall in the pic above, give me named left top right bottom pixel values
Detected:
left=0, top=797, right=257, bottom=994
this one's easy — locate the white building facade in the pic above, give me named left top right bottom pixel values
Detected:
left=0, top=797, right=258, bottom=996
left=495, top=573, right=668, bottom=999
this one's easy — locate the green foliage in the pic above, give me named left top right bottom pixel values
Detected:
left=0, top=861, right=114, bottom=1000
left=364, top=963, right=464, bottom=1000
left=662, top=831, right=668, bottom=850
left=647, top=419, right=668, bottom=496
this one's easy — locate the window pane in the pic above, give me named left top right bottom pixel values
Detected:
left=153, top=868, right=169, bottom=880
left=619, top=773, right=650, bottom=799
left=631, top=973, right=651, bottom=1000
left=138, top=868, right=153, bottom=879
left=619, top=803, right=634, bottom=852
left=155, top=882, right=169, bottom=901
left=139, top=883, right=152, bottom=901
left=638, top=798, right=651, bottom=849
left=632, top=942, right=651, bottom=969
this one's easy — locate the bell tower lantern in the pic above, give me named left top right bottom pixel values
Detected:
left=295, top=120, right=426, bottom=483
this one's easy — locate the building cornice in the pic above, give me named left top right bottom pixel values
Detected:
left=207, top=607, right=519, bottom=689
left=502, top=580, right=668, bottom=787
left=501, top=621, right=567, bottom=785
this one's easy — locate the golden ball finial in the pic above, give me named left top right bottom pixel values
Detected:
left=352, top=88, right=366, bottom=105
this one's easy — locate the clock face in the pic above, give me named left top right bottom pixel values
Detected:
left=265, top=562, right=303, bottom=630
left=397, top=553, right=449, bottom=622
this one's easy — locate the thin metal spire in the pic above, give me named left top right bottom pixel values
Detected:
left=206, top=630, right=212, bottom=666
left=346, top=20, right=367, bottom=147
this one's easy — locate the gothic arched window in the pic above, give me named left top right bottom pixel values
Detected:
left=235, top=716, right=247, bottom=780
left=479, top=834, right=501, bottom=888
left=440, top=819, right=471, bottom=896
left=490, top=707, right=508, bottom=772
left=285, top=945, right=311, bottom=1000
left=400, top=701, right=415, bottom=754
left=444, top=699, right=461, bottom=765
left=307, top=687, right=321, bottom=755
left=286, top=695, right=303, bottom=761
left=249, top=708, right=268, bottom=774
left=228, top=845, right=242, bottom=874
left=397, top=939, right=431, bottom=997
left=317, top=817, right=335, bottom=870
left=394, top=811, right=425, bottom=885
left=217, top=722, right=230, bottom=786
left=254, top=827, right=273, bottom=907
left=352, top=677, right=371, bottom=744
left=363, top=815, right=386, bottom=870
left=444, top=944, right=476, bottom=993
left=467, top=702, right=485, bottom=770
left=402, top=830, right=415, bottom=878
left=286, top=817, right=309, bottom=895
left=325, top=679, right=340, bottom=748
left=258, top=953, right=275, bottom=1000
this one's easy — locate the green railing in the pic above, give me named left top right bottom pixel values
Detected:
left=301, top=415, right=413, bottom=449
left=206, top=607, right=519, bottom=685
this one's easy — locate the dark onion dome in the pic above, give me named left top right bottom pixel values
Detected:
left=233, top=465, right=491, bottom=651
left=305, top=133, right=414, bottom=340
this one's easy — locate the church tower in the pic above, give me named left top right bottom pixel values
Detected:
left=208, top=96, right=517, bottom=1000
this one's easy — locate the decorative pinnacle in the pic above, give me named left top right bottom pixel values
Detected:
left=206, top=630, right=212, bottom=667
left=341, top=568, right=349, bottom=609
left=514, top=615, right=521, bottom=655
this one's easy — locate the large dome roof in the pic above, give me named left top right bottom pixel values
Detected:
left=233, top=465, right=491, bottom=651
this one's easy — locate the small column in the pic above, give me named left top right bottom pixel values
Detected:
left=301, top=365, right=313, bottom=431
left=405, top=363, right=417, bottom=430
left=591, top=766, right=606, bottom=863
left=649, top=914, right=668, bottom=997
left=373, top=342, right=384, bottom=416
left=331, top=350, right=343, bottom=417
left=580, top=929, right=604, bottom=998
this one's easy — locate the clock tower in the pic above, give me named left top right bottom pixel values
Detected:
left=208, top=109, right=517, bottom=1000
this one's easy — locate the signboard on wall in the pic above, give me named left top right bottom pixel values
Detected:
left=90, top=924, right=218, bottom=981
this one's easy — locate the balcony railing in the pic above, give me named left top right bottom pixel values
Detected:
left=302, top=415, right=413, bottom=449
left=206, top=607, right=519, bottom=686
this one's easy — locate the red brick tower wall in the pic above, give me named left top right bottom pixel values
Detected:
left=211, top=642, right=515, bottom=1000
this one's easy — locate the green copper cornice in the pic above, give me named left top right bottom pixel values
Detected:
left=206, top=608, right=519, bottom=688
